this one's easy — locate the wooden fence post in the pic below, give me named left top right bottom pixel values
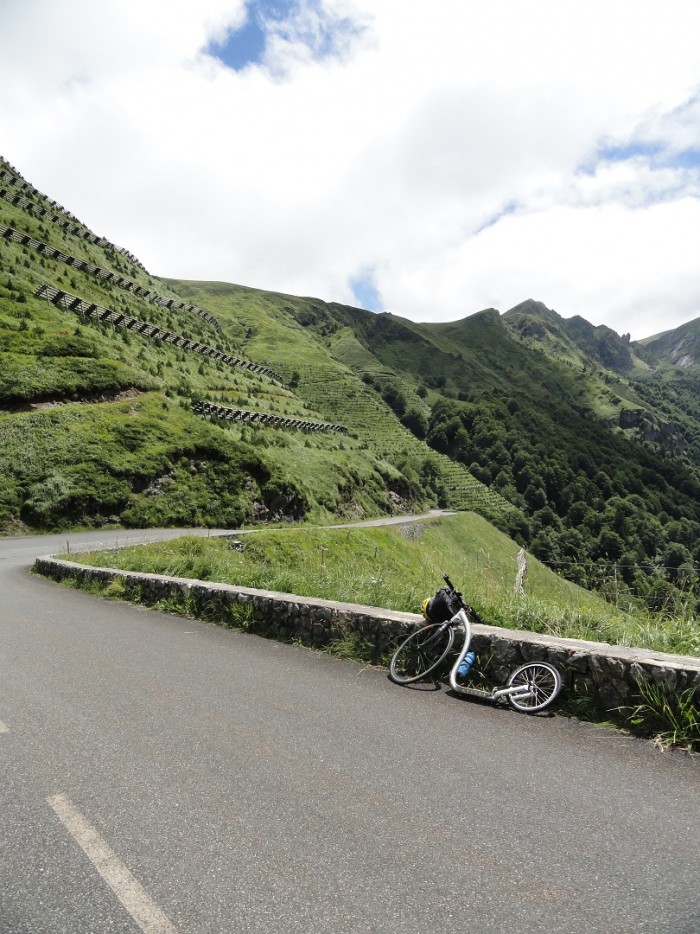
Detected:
left=515, top=547, right=527, bottom=597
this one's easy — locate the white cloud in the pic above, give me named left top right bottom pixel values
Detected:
left=388, top=198, right=700, bottom=336
left=1, top=0, right=699, bottom=339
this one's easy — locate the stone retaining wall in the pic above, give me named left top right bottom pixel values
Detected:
left=34, top=556, right=700, bottom=715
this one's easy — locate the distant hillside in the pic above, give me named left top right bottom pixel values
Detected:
left=269, top=293, right=700, bottom=614
left=503, top=299, right=656, bottom=373
left=639, top=317, right=700, bottom=370
left=1, top=154, right=698, bottom=617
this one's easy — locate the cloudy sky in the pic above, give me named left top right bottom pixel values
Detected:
left=1, top=0, right=699, bottom=340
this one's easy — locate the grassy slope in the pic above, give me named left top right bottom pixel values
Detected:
left=241, top=292, right=700, bottom=620
left=638, top=317, right=700, bottom=370
left=163, top=278, right=515, bottom=521
left=0, top=166, right=431, bottom=531
left=71, top=512, right=697, bottom=656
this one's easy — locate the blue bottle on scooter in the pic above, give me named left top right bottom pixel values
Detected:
left=457, top=651, right=476, bottom=677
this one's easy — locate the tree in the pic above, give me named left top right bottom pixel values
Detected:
left=530, top=528, right=561, bottom=565
left=524, top=482, right=547, bottom=511
left=595, top=528, right=625, bottom=561
left=401, top=407, right=428, bottom=439
left=661, top=542, right=694, bottom=584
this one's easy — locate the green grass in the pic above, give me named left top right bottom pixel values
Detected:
left=0, top=393, right=290, bottom=530
left=0, top=387, right=428, bottom=532
left=620, top=682, right=699, bottom=752
left=0, top=192, right=440, bottom=531
left=0, top=351, right=156, bottom=403
left=67, top=512, right=698, bottom=656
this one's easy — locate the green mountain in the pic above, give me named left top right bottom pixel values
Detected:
left=503, top=298, right=659, bottom=373
left=639, top=317, right=700, bottom=370
left=1, top=155, right=698, bottom=615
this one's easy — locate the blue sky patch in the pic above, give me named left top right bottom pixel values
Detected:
left=589, top=140, right=700, bottom=173
left=665, top=148, right=700, bottom=169
left=349, top=271, right=382, bottom=312
left=210, top=15, right=267, bottom=70
left=598, top=140, right=664, bottom=163
left=206, top=0, right=365, bottom=72
left=474, top=200, right=518, bottom=235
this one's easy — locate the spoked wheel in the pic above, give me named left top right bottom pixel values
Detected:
left=389, top=623, right=455, bottom=685
left=506, top=662, right=562, bottom=713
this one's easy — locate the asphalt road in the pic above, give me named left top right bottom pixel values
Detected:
left=1, top=529, right=698, bottom=933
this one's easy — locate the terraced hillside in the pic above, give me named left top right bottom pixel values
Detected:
left=166, top=278, right=518, bottom=526
left=0, top=157, right=442, bottom=530
left=1, top=155, right=508, bottom=533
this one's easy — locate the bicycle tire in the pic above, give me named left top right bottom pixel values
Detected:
left=506, top=662, right=562, bottom=713
left=389, top=623, right=455, bottom=685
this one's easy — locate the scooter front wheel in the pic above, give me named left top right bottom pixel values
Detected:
left=506, top=662, right=562, bottom=713
left=389, top=623, right=455, bottom=685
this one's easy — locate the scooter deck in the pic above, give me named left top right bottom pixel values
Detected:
left=451, top=683, right=494, bottom=701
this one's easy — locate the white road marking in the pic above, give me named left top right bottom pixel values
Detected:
left=0, top=720, right=8, bottom=732
left=46, top=793, right=178, bottom=934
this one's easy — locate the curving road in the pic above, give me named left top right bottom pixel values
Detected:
left=1, top=528, right=698, bottom=933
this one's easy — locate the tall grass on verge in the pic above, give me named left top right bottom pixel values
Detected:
left=68, top=514, right=698, bottom=657
left=620, top=682, right=699, bottom=752
left=488, top=596, right=700, bottom=658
